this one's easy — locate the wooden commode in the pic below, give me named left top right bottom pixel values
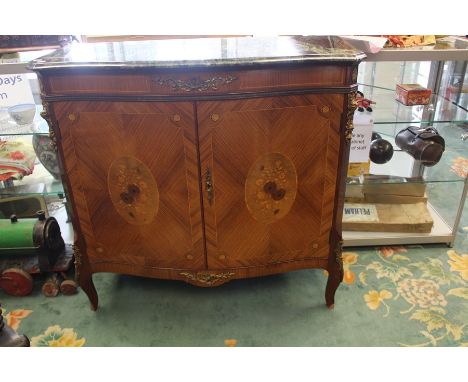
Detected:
left=30, top=36, right=365, bottom=310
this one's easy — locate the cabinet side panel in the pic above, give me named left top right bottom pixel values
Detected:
left=52, top=101, right=96, bottom=255
left=53, top=101, right=204, bottom=271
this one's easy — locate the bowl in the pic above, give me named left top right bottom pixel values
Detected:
left=8, top=103, right=36, bottom=125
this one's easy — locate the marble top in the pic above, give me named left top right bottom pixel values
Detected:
left=28, top=36, right=366, bottom=71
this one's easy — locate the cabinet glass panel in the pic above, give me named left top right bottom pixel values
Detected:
left=0, top=133, right=64, bottom=196
left=345, top=59, right=467, bottom=247
left=0, top=105, right=49, bottom=136
left=1, top=55, right=62, bottom=196
left=357, top=84, right=467, bottom=125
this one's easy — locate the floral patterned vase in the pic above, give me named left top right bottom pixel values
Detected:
left=32, top=134, right=60, bottom=179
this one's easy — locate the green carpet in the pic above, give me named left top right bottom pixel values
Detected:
left=2, top=228, right=467, bottom=347
left=1, top=143, right=467, bottom=347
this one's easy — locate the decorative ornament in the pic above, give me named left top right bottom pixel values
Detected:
left=369, top=138, right=394, bottom=164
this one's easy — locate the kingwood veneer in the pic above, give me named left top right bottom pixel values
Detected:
left=30, top=36, right=365, bottom=310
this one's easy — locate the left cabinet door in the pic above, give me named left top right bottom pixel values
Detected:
left=53, top=101, right=205, bottom=270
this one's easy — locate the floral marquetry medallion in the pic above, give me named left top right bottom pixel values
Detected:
left=245, top=152, right=297, bottom=224
left=107, top=156, right=159, bottom=225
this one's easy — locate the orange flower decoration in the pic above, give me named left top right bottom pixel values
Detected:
left=378, top=246, right=407, bottom=258
left=31, top=326, right=85, bottom=347
left=364, top=290, right=393, bottom=310
left=322, top=252, right=358, bottom=284
left=5, top=309, right=33, bottom=331
left=224, top=339, right=237, bottom=347
left=447, top=250, right=468, bottom=281
left=342, top=252, right=358, bottom=284
left=450, top=156, right=468, bottom=178
left=8, top=150, right=25, bottom=160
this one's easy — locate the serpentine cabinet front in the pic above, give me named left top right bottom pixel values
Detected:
left=31, top=37, right=363, bottom=311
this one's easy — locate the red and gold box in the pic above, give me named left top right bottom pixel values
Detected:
left=396, top=84, right=432, bottom=106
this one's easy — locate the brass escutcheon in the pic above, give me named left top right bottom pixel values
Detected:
left=211, top=114, right=220, bottom=122
left=173, top=114, right=181, bottom=122
left=205, top=167, right=214, bottom=205
left=321, top=106, right=330, bottom=113
left=68, top=113, right=76, bottom=121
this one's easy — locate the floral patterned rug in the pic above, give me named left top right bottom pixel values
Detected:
left=343, top=245, right=468, bottom=346
left=2, top=241, right=466, bottom=347
left=3, top=309, right=85, bottom=346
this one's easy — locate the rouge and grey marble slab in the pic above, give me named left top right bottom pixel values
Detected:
left=28, top=36, right=366, bottom=70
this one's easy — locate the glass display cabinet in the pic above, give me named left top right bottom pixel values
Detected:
left=343, top=37, right=468, bottom=247
left=0, top=49, right=72, bottom=244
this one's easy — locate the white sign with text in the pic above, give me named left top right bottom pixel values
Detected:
left=343, top=203, right=379, bottom=223
left=349, top=112, right=373, bottom=163
left=0, top=74, right=35, bottom=107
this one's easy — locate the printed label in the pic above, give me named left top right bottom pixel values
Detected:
left=0, top=74, right=35, bottom=107
left=349, top=112, right=373, bottom=163
left=343, top=203, right=379, bottom=222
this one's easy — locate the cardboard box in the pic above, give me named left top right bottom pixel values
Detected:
left=361, top=175, right=427, bottom=197
left=342, top=202, right=433, bottom=233
left=345, top=193, right=428, bottom=205
left=345, top=174, right=428, bottom=204
left=396, top=84, right=432, bottom=105
left=347, top=161, right=370, bottom=177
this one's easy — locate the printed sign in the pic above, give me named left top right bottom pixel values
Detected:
left=349, top=112, right=373, bottom=163
left=0, top=74, right=35, bottom=107
left=343, top=203, right=379, bottom=223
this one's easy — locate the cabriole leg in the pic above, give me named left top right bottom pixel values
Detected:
left=73, top=244, right=98, bottom=311
left=325, top=239, right=344, bottom=309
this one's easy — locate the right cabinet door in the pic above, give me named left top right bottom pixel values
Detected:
left=197, top=94, right=344, bottom=269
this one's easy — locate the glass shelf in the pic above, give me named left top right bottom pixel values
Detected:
left=363, top=36, right=468, bottom=62
left=358, top=84, right=468, bottom=125
left=348, top=118, right=467, bottom=188
left=0, top=162, right=64, bottom=196
left=0, top=49, right=56, bottom=74
left=1, top=131, right=63, bottom=196
left=371, top=122, right=468, bottom=147
left=0, top=105, right=48, bottom=136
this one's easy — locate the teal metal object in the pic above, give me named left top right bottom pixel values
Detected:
left=0, top=217, right=37, bottom=250
left=0, top=212, right=64, bottom=267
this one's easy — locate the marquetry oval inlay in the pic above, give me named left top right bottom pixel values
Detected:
left=245, top=152, right=297, bottom=224
left=107, top=156, right=159, bottom=225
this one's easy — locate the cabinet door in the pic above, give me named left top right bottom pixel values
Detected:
left=198, top=95, right=344, bottom=268
left=54, top=101, right=204, bottom=270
